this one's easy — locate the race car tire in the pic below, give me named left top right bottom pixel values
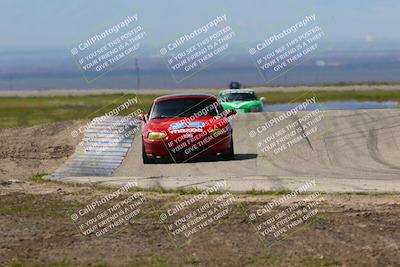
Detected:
left=222, top=136, right=235, bottom=160
left=142, top=139, right=154, bottom=164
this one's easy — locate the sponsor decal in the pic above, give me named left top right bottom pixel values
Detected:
left=188, top=121, right=205, bottom=128
left=170, top=122, right=186, bottom=131
left=169, top=121, right=205, bottom=132
left=170, top=128, right=203, bottom=134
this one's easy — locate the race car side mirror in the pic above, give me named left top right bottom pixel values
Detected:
left=259, top=97, right=266, bottom=102
left=226, top=109, right=237, bottom=117
left=137, top=114, right=146, bottom=122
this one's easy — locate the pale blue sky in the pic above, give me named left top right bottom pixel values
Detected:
left=0, top=0, right=399, bottom=51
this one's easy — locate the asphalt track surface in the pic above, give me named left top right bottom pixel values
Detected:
left=104, top=108, right=400, bottom=192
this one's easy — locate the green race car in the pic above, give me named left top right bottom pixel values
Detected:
left=217, top=89, right=265, bottom=113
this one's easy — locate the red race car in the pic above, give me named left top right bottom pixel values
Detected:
left=138, top=93, right=236, bottom=163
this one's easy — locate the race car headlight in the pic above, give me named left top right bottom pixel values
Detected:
left=148, top=132, right=167, bottom=140
left=208, top=128, right=227, bottom=138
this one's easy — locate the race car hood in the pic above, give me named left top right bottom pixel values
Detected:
left=221, top=100, right=262, bottom=110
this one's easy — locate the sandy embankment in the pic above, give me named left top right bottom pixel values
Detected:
left=0, top=120, right=86, bottom=182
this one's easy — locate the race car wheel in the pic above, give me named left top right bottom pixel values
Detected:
left=142, top=139, right=154, bottom=164
left=222, top=136, right=235, bottom=160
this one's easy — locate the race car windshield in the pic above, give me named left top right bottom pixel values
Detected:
left=222, top=93, right=257, bottom=101
left=150, top=98, right=223, bottom=119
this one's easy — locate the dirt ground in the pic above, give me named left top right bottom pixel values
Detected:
left=0, top=122, right=400, bottom=267
left=0, top=121, right=85, bottom=182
